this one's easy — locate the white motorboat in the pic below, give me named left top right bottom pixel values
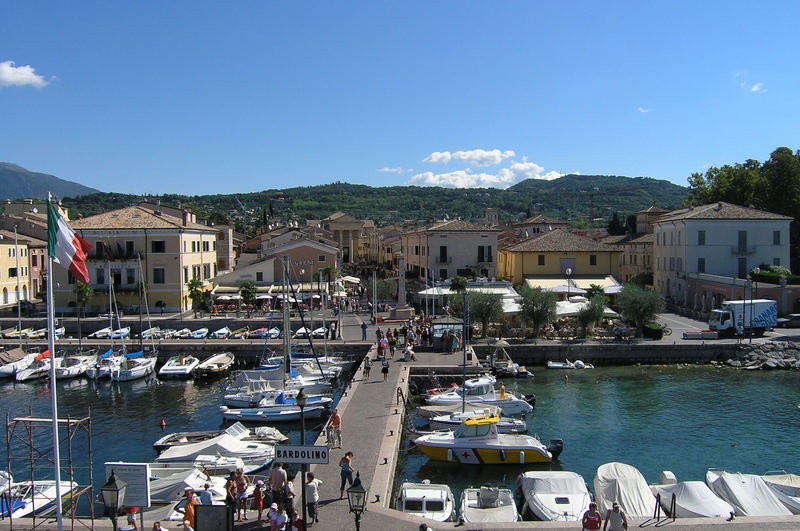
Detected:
left=153, top=421, right=288, bottom=453
left=86, top=349, right=123, bottom=380
left=651, top=476, right=735, bottom=518
left=220, top=404, right=327, bottom=422
left=0, top=348, right=37, bottom=377
left=486, top=340, right=532, bottom=378
left=211, top=326, right=231, bottom=339
left=155, top=431, right=275, bottom=474
left=414, top=415, right=562, bottom=465
left=147, top=466, right=230, bottom=505
left=140, top=327, right=162, bottom=340
left=55, top=351, right=98, bottom=379
left=16, top=351, right=60, bottom=382
left=110, top=352, right=157, bottom=381
left=429, top=409, right=527, bottom=434
left=174, top=328, right=192, bottom=339
left=706, top=469, right=792, bottom=516
left=460, top=486, right=519, bottom=523
left=546, top=359, right=594, bottom=369
left=88, top=326, right=111, bottom=339
left=24, top=328, right=48, bottom=339
left=395, top=479, right=457, bottom=522
left=761, top=471, right=800, bottom=514
left=110, top=327, right=130, bottom=339
left=514, top=470, right=592, bottom=521
left=594, top=462, right=656, bottom=519
left=311, top=326, right=328, bottom=338
left=292, top=327, right=312, bottom=339
left=1, top=478, right=79, bottom=518
left=191, top=327, right=208, bottom=339
left=148, top=455, right=247, bottom=478
left=195, top=352, right=235, bottom=378
left=424, top=375, right=535, bottom=417
left=158, top=354, right=200, bottom=379
left=2, top=327, right=33, bottom=339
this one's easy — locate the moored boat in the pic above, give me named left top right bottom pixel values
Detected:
left=460, top=486, right=519, bottom=523
left=651, top=475, right=735, bottom=518
left=158, top=354, right=200, bottom=379
left=229, top=326, right=249, bottom=339
left=110, top=352, right=156, bottom=381
left=152, top=421, right=287, bottom=453
left=110, top=327, right=130, bottom=339
left=219, top=404, right=327, bottom=422
left=594, top=462, right=656, bottom=519
left=211, top=326, right=231, bottom=339
left=88, top=326, right=111, bottom=339
left=414, top=415, right=562, bottom=465
left=55, top=351, right=98, bottom=379
left=546, top=359, right=594, bottom=369
left=395, top=479, right=456, bottom=522
left=705, top=469, right=791, bottom=516
left=761, top=471, right=800, bottom=514
left=15, top=351, right=60, bottom=382
left=1, top=479, right=79, bottom=518
left=514, top=470, right=591, bottom=521
left=0, top=348, right=37, bottom=377
left=195, top=352, right=235, bottom=378
left=155, top=430, right=275, bottom=474
left=429, top=410, right=527, bottom=434
left=191, top=327, right=208, bottom=339
left=424, top=375, right=535, bottom=417
left=86, top=348, right=121, bottom=380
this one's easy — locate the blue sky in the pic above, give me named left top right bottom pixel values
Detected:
left=2, top=2, right=799, bottom=195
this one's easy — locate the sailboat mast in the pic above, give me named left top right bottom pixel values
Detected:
left=282, top=255, right=291, bottom=385
left=108, top=260, right=113, bottom=351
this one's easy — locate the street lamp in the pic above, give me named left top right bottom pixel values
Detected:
left=565, top=267, right=573, bottom=301
left=346, top=471, right=367, bottom=531
left=101, top=470, right=128, bottom=531
left=296, top=388, right=308, bottom=531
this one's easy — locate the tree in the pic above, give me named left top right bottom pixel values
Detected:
left=74, top=281, right=94, bottom=343
left=617, top=284, right=664, bottom=337
left=625, top=214, right=637, bottom=234
left=368, top=278, right=396, bottom=302
left=187, top=278, right=204, bottom=317
left=518, top=285, right=557, bottom=340
left=607, top=211, right=626, bottom=235
left=239, top=281, right=257, bottom=318
left=585, top=283, right=605, bottom=299
left=449, top=275, right=468, bottom=294
left=576, top=294, right=607, bottom=337
left=464, top=292, right=504, bottom=338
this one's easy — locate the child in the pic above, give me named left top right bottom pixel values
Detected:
left=254, top=480, right=265, bottom=521
left=268, top=502, right=279, bottom=529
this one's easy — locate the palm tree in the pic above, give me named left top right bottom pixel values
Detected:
left=74, top=281, right=94, bottom=345
left=585, top=283, right=606, bottom=300
left=187, top=278, right=204, bottom=318
left=449, top=275, right=468, bottom=294
left=321, top=265, right=337, bottom=308
left=239, top=281, right=257, bottom=318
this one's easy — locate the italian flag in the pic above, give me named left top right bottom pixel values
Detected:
left=47, top=200, right=93, bottom=284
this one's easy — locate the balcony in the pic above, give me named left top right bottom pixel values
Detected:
left=730, top=246, right=755, bottom=256
left=477, top=255, right=494, bottom=263
left=435, top=256, right=452, bottom=264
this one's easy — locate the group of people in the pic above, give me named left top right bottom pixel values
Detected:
left=582, top=501, right=629, bottom=531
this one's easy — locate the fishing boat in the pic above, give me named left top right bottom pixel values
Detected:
left=292, top=327, right=312, bottom=339
left=594, top=462, right=656, bottom=518
left=546, top=359, right=594, bottom=369
left=211, top=326, right=230, bottom=339
left=247, top=327, right=280, bottom=339
left=88, top=326, right=111, bottom=339
left=0, top=347, right=37, bottom=377
left=155, top=431, right=275, bottom=474
left=395, top=480, right=457, bottom=522
left=229, top=326, right=249, bottom=339
left=110, top=351, right=157, bottom=381
left=3, top=327, right=33, bottom=339
left=705, top=469, right=791, bottom=516
left=1, top=479, right=79, bottom=518
left=15, top=351, right=60, bottom=382
left=429, top=409, right=527, bottom=434
left=486, top=340, right=531, bottom=378
left=424, top=375, right=535, bottom=416
left=195, top=352, right=235, bottom=378
left=152, top=422, right=287, bottom=453
left=514, top=470, right=591, bottom=521
left=158, top=354, right=200, bottom=379
left=191, top=328, right=208, bottom=339
left=761, top=471, right=800, bottom=514
left=413, top=415, right=562, bottom=465
left=86, top=348, right=122, bottom=380
left=110, top=327, right=131, bottom=339
left=460, top=486, right=519, bottom=523
left=55, top=351, right=98, bottom=379
left=160, top=328, right=178, bottom=339
left=651, top=476, right=735, bottom=518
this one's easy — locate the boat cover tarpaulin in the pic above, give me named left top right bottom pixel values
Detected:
left=762, top=474, right=800, bottom=514
left=651, top=481, right=734, bottom=518
left=125, top=351, right=144, bottom=359
left=34, top=350, right=50, bottom=362
left=0, top=348, right=27, bottom=364
left=706, top=471, right=791, bottom=516
left=594, top=462, right=655, bottom=518
left=518, top=471, right=590, bottom=521
left=98, top=348, right=113, bottom=360
left=157, top=433, right=266, bottom=463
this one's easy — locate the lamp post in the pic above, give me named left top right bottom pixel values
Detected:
left=565, top=267, right=573, bottom=301
left=101, top=470, right=128, bottom=531
left=296, top=388, right=308, bottom=531
left=346, top=471, right=367, bottom=531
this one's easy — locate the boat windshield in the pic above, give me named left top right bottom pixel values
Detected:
left=465, top=385, right=491, bottom=396
left=454, top=423, right=492, bottom=438
left=426, top=500, right=444, bottom=511
left=404, top=500, right=423, bottom=511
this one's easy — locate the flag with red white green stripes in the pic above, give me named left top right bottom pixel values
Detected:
left=47, top=200, right=92, bottom=284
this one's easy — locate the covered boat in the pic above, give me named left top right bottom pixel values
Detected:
left=651, top=479, right=734, bottom=518
left=460, top=486, right=519, bottom=523
left=158, top=354, right=200, bottom=379
left=211, top=326, right=231, bottom=339
left=155, top=432, right=275, bottom=475
left=514, top=470, right=591, bottom=521
left=594, top=462, right=656, bottom=519
left=110, top=352, right=156, bottom=381
left=395, top=480, right=456, bottom=522
left=762, top=471, right=800, bottom=514
left=424, top=375, right=535, bottom=417
left=195, top=352, right=235, bottom=378
left=153, top=422, right=287, bottom=453
left=414, top=415, right=562, bottom=465
left=0, top=348, right=37, bottom=377
left=706, top=469, right=791, bottom=516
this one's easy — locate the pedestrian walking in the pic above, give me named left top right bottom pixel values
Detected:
left=328, top=409, right=342, bottom=448
left=338, top=452, right=354, bottom=499
left=178, top=488, right=199, bottom=528
left=375, top=327, right=382, bottom=342
left=235, top=468, right=250, bottom=521
left=381, top=358, right=390, bottom=382
left=363, top=357, right=372, bottom=379
left=388, top=332, right=397, bottom=358
left=603, top=501, right=628, bottom=531
left=305, top=473, right=322, bottom=526
left=582, top=501, right=602, bottom=531
left=361, top=321, right=368, bottom=341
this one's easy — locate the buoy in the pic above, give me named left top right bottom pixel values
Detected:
left=160, top=418, right=166, bottom=430
left=447, top=449, right=454, bottom=462
left=499, top=449, right=506, bottom=462
left=519, top=451, right=525, bottom=464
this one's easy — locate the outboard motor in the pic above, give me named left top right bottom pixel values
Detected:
left=547, top=438, right=564, bottom=460
left=524, top=393, right=536, bottom=409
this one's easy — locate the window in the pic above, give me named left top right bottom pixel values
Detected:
left=126, top=241, right=135, bottom=257
left=670, top=233, right=674, bottom=245
left=256, top=272, right=263, bottom=282
left=95, top=241, right=104, bottom=258
left=126, top=268, right=135, bottom=285
left=7, top=268, right=16, bottom=278
left=213, top=241, right=216, bottom=251
left=538, top=255, right=545, bottom=266
left=191, top=241, right=196, bottom=253
left=737, top=257, right=747, bottom=278
left=590, top=255, right=597, bottom=266
left=68, top=271, right=76, bottom=285
left=153, top=267, right=165, bottom=284
left=774, top=257, right=781, bottom=266
left=697, top=258, right=705, bottom=273
left=774, top=231, right=781, bottom=245
left=152, top=241, right=166, bottom=253
left=677, top=232, right=681, bottom=245
left=183, top=267, right=189, bottom=283
left=96, top=268, right=105, bottom=285
left=438, top=246, right=448, bottom=263
left=31, top=255, right=38, bottom=267
left=738, top=231, right=747, bottom=254
left=439, top=268, right=448, bottom=280
left=698, top=230, right=705, bottom=246
left=677, top=257, right=682, bottom=273
left=477, top=245, right=493, bottom=263
left=318, top=255, right=326, bottom=262
left=202, top=241, right=210, bottom=252
left=669, top=257, right=675, bottom=271
left=203, top=264, right=211, bottom=278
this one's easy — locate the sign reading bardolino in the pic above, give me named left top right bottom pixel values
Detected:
left=275, top=445, right=329, bottom=464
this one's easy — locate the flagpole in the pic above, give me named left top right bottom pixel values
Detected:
left=46, top=197, right=64, bottom=530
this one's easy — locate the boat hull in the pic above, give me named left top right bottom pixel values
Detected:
left=416, top=443, right=551, bottom=464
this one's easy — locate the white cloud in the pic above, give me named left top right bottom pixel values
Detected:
left=409, top=160, right=562, bottom=189
left=637, top=106, right=651, bottom=113
left=751, top=82, right=765, bottom=93
left=377, top=167, right=413, bottom=175
left=0, top=61, right=49, bottom=88
left=423, top=148, right=515, bottom=167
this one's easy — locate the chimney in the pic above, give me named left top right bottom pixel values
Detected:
left=716, top=202, right=723, bottom=210
left=182, top=211, right=189, bottom=226
left=156, top=198, right=161, bottom=207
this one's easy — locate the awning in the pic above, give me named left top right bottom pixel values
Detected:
left=556, top=300, right=618, bottom=317
left=572, top=276, right=620, bottom=289
left=524, top=278, right=568, bottom=290
left=544, top=285, right=587, bottom=294
left=341, top=275, right=361, bottom=284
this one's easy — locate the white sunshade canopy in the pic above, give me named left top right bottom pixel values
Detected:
left=556, top=300, right=618, bottom=317
left=215, top=295, right=231, bottom=301
left=341, top=275, right=361, bottom=284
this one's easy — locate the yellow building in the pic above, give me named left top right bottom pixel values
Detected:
left=52, top=205, right=218, bottom=313
left=498, top=229, right=621, bottom=285
left=0, top=231, right=32, bottom=306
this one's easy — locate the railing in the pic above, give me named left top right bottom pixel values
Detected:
left=730, top=245, right=755, bottom=256
left=652, top=492, right=677, bottom=523
left=477, top=256, right=493, bottom=263
left=435, top=256, right=452, bottom=264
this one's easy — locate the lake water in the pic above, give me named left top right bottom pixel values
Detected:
left=394, top=365, right=800, bottom=506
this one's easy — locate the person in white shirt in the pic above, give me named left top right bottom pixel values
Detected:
left=305, top=473, right=322, bottom=525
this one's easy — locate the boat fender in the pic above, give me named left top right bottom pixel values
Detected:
left=519, top=451, right=525, bottom=464
left=409, top=383, right=419, bottom=395
left=447, top=449, right=454, bottom=462
left=499, top=449, right=506, bottom=462
left=160, top=418, right=166, bottom=429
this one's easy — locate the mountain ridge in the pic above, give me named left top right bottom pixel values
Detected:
left=0, top=162, right=100, bottom=200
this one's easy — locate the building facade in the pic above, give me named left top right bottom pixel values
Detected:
left=0, top=231, right=31, bottom=306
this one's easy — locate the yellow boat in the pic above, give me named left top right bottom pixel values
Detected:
left=414, top=415, right=563, bottom=465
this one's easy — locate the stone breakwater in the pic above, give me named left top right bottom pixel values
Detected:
left=721, top=341, right=800, bottom=370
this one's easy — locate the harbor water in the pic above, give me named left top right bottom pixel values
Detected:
left=396, top=365, right=800, bottom=506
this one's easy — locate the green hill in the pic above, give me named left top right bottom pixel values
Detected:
left=0, top=163, right=99, bottom=200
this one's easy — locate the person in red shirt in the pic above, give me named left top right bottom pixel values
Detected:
left=290, top=509, right=303, bottom=531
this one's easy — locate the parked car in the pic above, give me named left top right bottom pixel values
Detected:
left=777, top=314, right=800, bottom=328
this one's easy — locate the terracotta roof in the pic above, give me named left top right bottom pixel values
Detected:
left=636, top=205, right=671, bottom=215
left=421, top=219, right=500, bottom=233
left=511, top=214, right=568, bottom=227
left=602, top=232, right=654, bottom=245
left=656, top=202, right=792, bottom=222
left=71, top=206, right=214, bottom=231
left=506, top=228, right=618, bottom=253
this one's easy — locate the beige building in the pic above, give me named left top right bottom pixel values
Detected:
left=0, top=231, right=32, bottom=306
left=509, top=214, right=570, bottom=237
left=320, top=212, right=374, bottom=264
left=52, top=205, right=219, bottom=313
